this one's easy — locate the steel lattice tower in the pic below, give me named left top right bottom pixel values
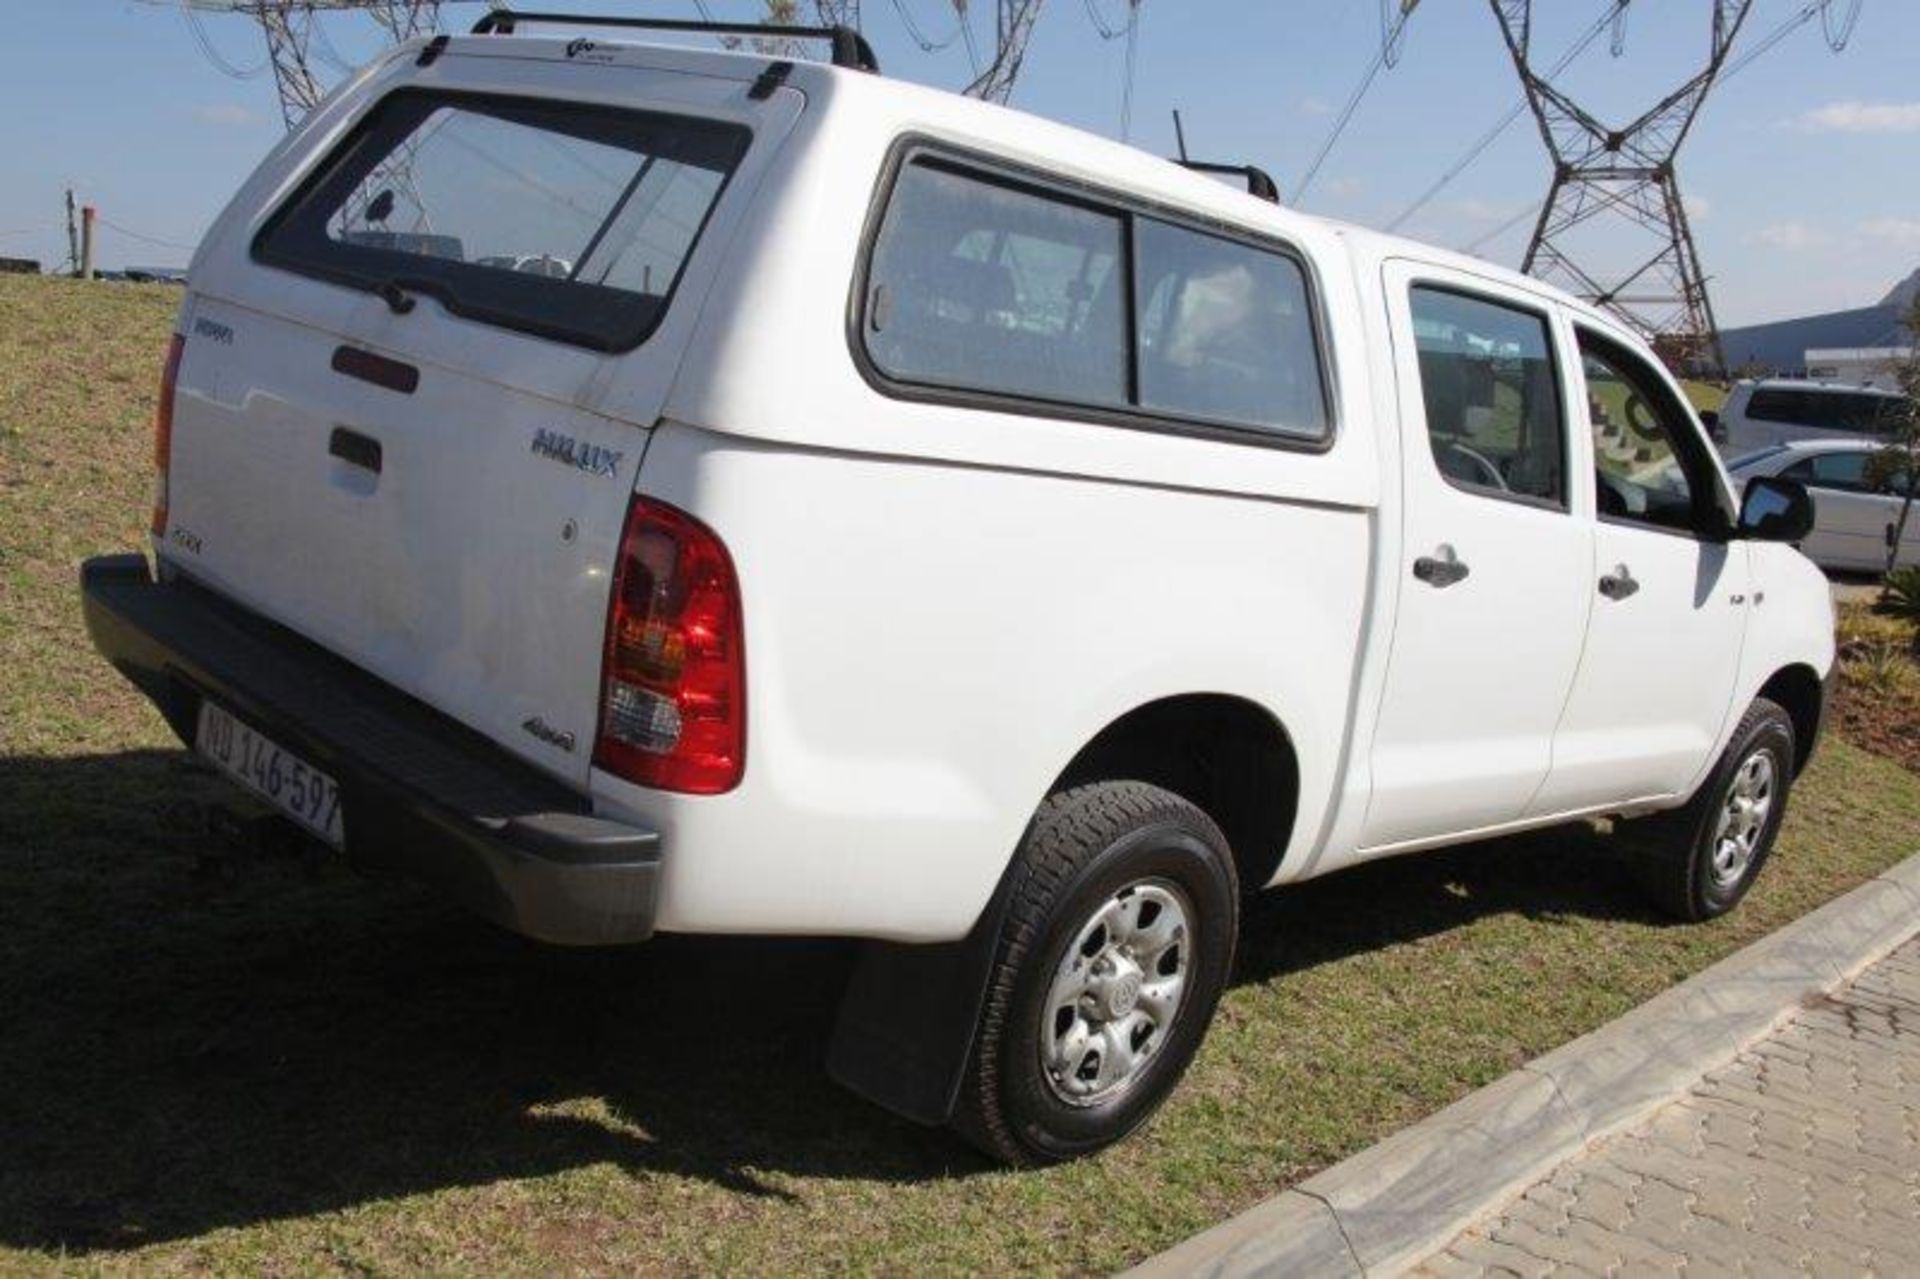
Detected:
left=1491, top=1, right=1752, bottom=376
left=962, top=0, right=1046, bottom=103
left=163, top=1, right=443, bottom=129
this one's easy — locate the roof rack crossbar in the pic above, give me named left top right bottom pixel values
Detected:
left=1174, top=160, right=1282, bottom=205
left=470, top=9, right=880, bottom=73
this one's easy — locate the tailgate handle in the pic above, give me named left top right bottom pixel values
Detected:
left=331, top=345, right=419, bottom=395
left=329, top=427, right=383, bottom=474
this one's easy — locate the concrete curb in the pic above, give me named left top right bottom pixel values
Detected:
left=1123, top=853, right=1920, bottom=1279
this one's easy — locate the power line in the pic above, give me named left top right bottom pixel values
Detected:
left=956, top=3, right=983, bottom=74
left=1380, top=0, right=1415, bottom=67
left=94, top=216, right=201, bottom=252
left=1081, top=0, right=1128, bottom=39
left=1821, top=0, right=1864, bottom=50
left=1719, top=0, right=1855, bottom=81
left=1079, top=0, right=1141, bottom=140
left=179, top=0, right=268, bottom=79
left=889, top=0, right=963, bottom=51
left=1461, top=199, right=1539, bottom=254
left=307, top=12, right=359, bottom=72
left=1295, top=1, right=1422, bottom=201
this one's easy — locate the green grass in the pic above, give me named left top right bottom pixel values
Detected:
left=1682, top=379, right=1727, bottom=414
left=4, top=273, right=1919, bottom=1274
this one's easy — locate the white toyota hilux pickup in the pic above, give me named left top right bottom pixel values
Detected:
left=83, top=12, right=1835, bottom=1164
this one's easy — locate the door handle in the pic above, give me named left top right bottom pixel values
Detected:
left=1412, top=545, right=1469, bottom=588
left=329, top=426, right=383, bottom=474
left=1598, top=564, right=1639, bottom=600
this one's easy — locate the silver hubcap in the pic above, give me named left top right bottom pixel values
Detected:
left=1712, top=749, right=1776, bottom=889
left=1041, top=880, right=1192, bottom=1107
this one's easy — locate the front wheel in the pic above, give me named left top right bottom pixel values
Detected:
left=1629, top=697, right=1796, bottom=922
left=953, top=781, right=1238, bottom=1165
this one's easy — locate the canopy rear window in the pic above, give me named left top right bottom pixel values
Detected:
left=255, top=90, right=749, bottom=352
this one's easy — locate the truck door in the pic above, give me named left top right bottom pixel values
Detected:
left=1524, top=325, right=1750, bottom=814
left=1774, top=447, right=1895, bottom=571
left=1359, top=262, right=1593, bottom=850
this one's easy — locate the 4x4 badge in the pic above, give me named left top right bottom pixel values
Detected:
left=521, top=716, right=576, bottom=752
left=531, top=428, right=623, bottom=479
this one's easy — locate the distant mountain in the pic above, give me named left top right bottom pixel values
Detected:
left=1883, top=266, right=1920, bottom=312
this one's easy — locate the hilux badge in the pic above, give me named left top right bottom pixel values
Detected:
left=531, top=428, right=623, bottom=479
left=521, top=716, right=576, bottom=752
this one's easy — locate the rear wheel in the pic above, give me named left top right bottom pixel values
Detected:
left=953, top=781, right=1238, bottom=1165
left=1629, top=698, right=1795, bottom=922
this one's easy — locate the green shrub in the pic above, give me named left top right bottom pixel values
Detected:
left=1879, top=565, right=1920, bottom=621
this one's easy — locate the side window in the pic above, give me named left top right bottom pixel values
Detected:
left=1408, top=286, right=1566, bottom=506
left=865, top=162, right=1128, bottom=408
left=1579, top=334, right=1713, bottom=534
left=1744, top=388, right=1803, bottom=426
left=1135, top=219, right=1328, bottom=438
left=1787, top=451, right=1871, bottom=492
left=860, top=153, right=1334, bottom=442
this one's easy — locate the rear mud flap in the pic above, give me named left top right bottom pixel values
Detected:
left=825, top=866, right=1017, bottom=1126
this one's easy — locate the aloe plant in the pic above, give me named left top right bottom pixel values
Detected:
left=1882, top=564, right=1920, bottom=622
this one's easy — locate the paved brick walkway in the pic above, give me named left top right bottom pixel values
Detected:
left=1418, top=935, right=1920, bottom=1277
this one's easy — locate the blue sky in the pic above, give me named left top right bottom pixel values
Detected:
left=4, top=1, right=1916, bottom=326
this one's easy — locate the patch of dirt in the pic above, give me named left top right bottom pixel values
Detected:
left=1833, top=678, right=1920, bottom=772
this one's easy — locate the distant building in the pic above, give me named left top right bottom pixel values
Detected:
left=1804, top=347, right=1912, bottom=390
left=1719, top=303, right=1906, bottom=376
left=0, top=257, right=40, bottom=275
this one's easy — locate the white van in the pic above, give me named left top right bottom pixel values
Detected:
left=82, top=12, right=1835, bottom=1163
left=1713, top=377, right=1911, bottom=455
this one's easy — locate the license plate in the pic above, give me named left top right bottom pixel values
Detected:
left=195, top=699, right=345, bottom=849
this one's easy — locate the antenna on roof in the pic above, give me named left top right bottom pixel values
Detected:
left=1165, top=109, right=1278, bottom=203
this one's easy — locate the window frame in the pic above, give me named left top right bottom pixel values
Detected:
left=251, top=88, right=751, bottom=354
left=847, top=136, right=1338, bottom=453
left=1404, top=280, right=1573, bottom=515
left=1575, top=325, right=1734, bottom=542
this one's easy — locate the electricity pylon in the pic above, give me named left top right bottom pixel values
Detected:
left=1490, top=1, right=1750, bottom=376
left=962, top=0, right=1045, bottom=103
left=158, top=1, right=442, bottom=128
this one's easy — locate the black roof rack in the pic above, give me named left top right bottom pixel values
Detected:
left=1174, top=160, right=1281, bottom=205
left=471, top=9, right=880, bottom=73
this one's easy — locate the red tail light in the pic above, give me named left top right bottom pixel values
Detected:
left=151, top=334, right=185, bottom=538
left=594, top=497, right=745, bottom=794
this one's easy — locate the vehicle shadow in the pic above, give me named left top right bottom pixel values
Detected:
left=0, top=749, right=1660, bottom=1254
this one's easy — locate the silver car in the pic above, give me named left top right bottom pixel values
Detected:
left=1726, top=437, right=1920, bottom=572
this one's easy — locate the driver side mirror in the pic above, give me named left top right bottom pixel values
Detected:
left=1699, top=408, right=1725, bottom=443
left=1737, top=476, right=1814, bottom=542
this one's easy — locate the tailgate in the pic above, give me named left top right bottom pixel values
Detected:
left=165, top=44, right=802, bottom=785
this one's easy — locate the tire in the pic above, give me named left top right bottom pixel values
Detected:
left=1629, top=698, right=1796, bottom=922
left=952, top=781, right=1238, bottom=1165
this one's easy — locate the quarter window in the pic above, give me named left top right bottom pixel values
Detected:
left=1135, top=219, right=1327, bottom=438
left=861, top=154, right=1331, bottom=441
left=1779, top=451, right=1871, bottom=492
left=1407, top=287, right=1566, bottom=506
